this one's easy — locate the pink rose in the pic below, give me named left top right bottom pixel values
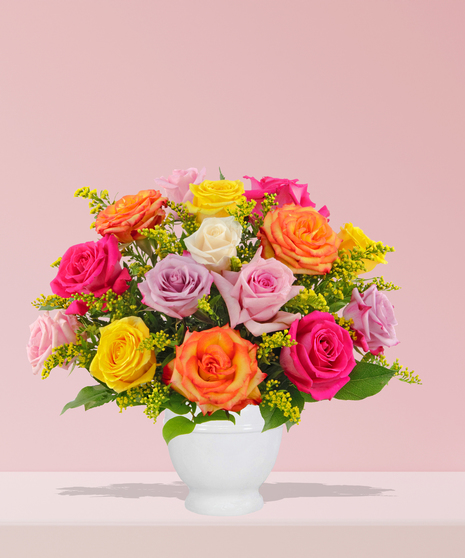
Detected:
left=27, top=310, right=80, bottom=375
left=138, top=253, right=213, bottom=319
left=343, top=285, right=399, bottom=355
left=154, top=167, right=207, bottom=205
left=212, top=247, right=303, bottom=336
left=50, top=234, right=131, bottom=315
left=280, top=311, right=355, bottom=400
left=243, top=175, right=330, bottom=218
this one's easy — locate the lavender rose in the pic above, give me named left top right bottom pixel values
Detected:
left=212, top=247, right=303, bottom=336
left=138, top=253, right=213, bottom=319
left=343, top=285, right=399, bottom=355
left=27, top=310, right=80, bottom=375
left=280, top=311, right=356, bottom=400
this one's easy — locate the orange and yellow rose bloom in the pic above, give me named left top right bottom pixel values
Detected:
left=90, top=316, right=157, bottom=393
left=338, top=223, right=387, bottom=273
left=95, top=189, right=166, bottom=243
left=184, top=179, right=245, bottom=221
left=163, top=325, right=266, bottom=415
left=258, top=204, right=341, bottom=275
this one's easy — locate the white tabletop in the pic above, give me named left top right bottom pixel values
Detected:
left=1, top=471, right=464, bottom=526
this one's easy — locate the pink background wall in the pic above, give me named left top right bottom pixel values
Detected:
left=1, top=0, right=464, bottom=472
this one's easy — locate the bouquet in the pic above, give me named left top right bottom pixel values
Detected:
left=28, top=168, right=420, bottom=444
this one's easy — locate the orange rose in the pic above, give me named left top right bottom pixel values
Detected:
left=258, top=204, right=341, bottom=274
left=95, top=189, right=167, bottom=243
left=163, top=325, right=266, bottom=415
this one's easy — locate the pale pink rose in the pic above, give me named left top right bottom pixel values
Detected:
left=154, top=167, right=207, bottom=205
left=211, top=247, right=303, bottom=336
left=27, top=310, right=81, bottom=375
left=343, top=285, right=399, bottom=355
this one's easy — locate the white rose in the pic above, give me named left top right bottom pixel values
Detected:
left=184, top=216, right=242, bottom=272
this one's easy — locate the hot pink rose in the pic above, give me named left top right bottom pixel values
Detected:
left=138, top=253, right=213, bottom=319
left=154, top=167, right=207, bottom=204
left=50, top=234, right=131, bottom=315
left=243, top=175, right=330, bottom=218
left=280, top=311, right=355, bottom=400
left=27, top=310, right=81, bottom=375
left=343, top=285, right=399, bottom=355
left=211, top=247, right=303, bottom=336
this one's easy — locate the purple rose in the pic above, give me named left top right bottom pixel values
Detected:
left=138, top=253, right=213, bottom=319
left=343, top=285, right=399, bottom=355
left=243, top=175, right=330, bottom=218
left=50, top=234, right=131, bottom=315
left=154, top=167, right=206, bottom=205
left=212, top=247, right=303, bottom=336
left=280, top=311, right=355, bottom=400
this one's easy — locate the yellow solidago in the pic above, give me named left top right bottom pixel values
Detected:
left=226, top=196, right=257, bottom=226
left=332, top=315, right=357, bottom=341
left=338, top=223, right=393, bottom=273
left=286, top=288, right=329, bottom=315
left=362, top=353, right=421, bottom=385
left=74, top=187, right=112, bottom=218
left=166, top=201, right=199, bottom=235
left=32, top=294, right=72, bottom=310
left=138, top=225, right=183, bottom=259
left=117, top=380, right=170, bottom=423
left=197, top=295, right=220, bottom=322
left=137, top=331, right=173, bottom=353
left=257, top=330, right=297, bottom=363
left=262, top=380, right=300, bottom=424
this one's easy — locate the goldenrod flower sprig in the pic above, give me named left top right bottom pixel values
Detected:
left=260, top=379, right=302, bottom=429
left=74, top=187, right=112, bottom=227
left=297, top=242, right=399, bottom=311
left=257, top=330, right=297, bottom=365
left=361, top=352, right=422, bottom=385
left=166, top=200, right=199, bottom=236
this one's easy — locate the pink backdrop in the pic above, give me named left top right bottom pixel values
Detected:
left=1, top=0, right=464, bottom=472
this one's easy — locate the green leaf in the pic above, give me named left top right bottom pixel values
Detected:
left=176, top=322, right=186, bottom=345
left=163, top=391, right=191, bottom=415
left=162, top=416, right=196, bottom=444
left=287, top=387, right=305, bottom=412
left=328, top=298, right=351, bottom=312
left=219, top=167, right=225, bottom=180
left=300, top=392, right=319, bottom=403
left=194, top=410, right=236, bottom=425
left=60, top=385, right=116, bottom=415
left=334, top=362, right=395, bottom=401
left=260, top=405, right=288, bottom=432
left=285, top=420, right=295, bottom=432
left=160, top=351, right=176, bottom=370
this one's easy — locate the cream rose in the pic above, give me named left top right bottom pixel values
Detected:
left=184, top=216, right=242, bottom=272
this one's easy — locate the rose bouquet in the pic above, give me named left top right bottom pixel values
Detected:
left=28, top=168, right=419, bottom=444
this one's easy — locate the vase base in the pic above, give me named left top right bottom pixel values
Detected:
left=185, top=489, right=264, bottom=516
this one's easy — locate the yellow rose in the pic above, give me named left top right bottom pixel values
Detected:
left=338, top=223, right=387, bottom=273
left=184, top=179, right=245, bottom=221
left=90, top=316, right=156, bottom=393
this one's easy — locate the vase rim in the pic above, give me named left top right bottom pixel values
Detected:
left=163, top=405, right=283, bottom=434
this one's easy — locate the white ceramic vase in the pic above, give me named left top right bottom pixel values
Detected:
left=164, top=405, right=283, bottom=516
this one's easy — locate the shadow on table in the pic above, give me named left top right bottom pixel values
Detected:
left=57, top=482, right=394, bottom=501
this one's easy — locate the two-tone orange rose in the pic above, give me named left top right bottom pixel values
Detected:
left=96, top=189, right=167, bottom=243
left=258, top=204, right=340, bottom=274
left=163, top=325, right=266, bottom=415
